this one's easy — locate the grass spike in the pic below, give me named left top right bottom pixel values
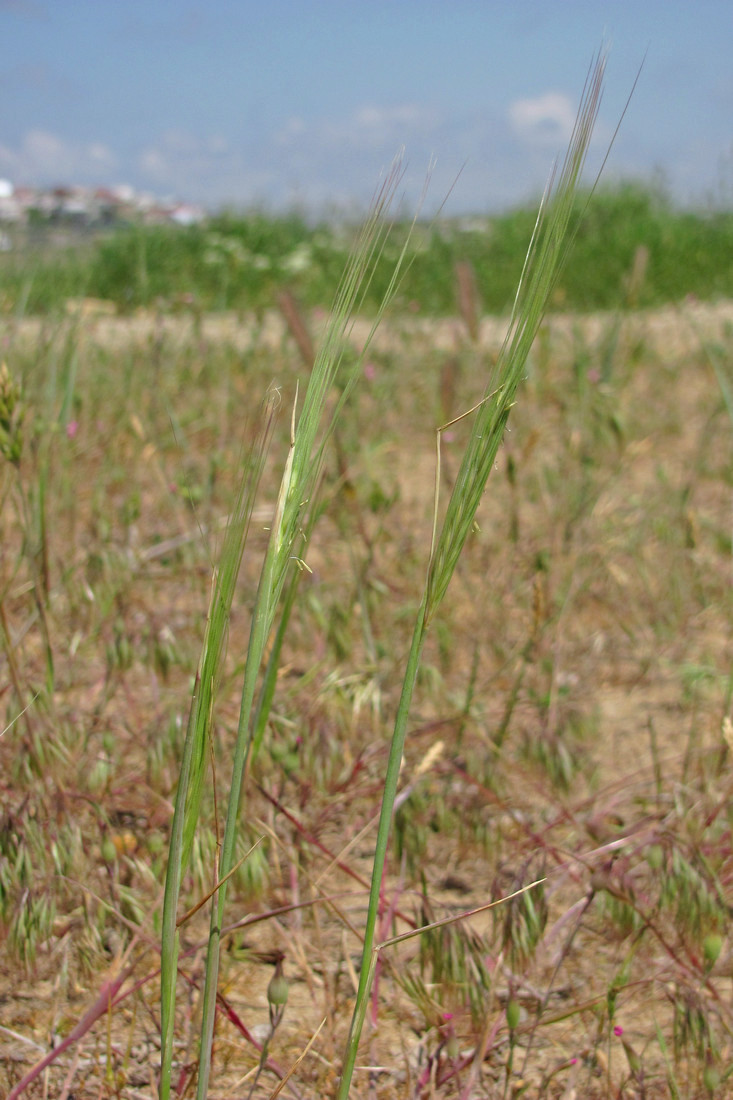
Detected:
left=159, top=385, right=279, bottom=1100
left=337, top=47, right=610, bottom=1099
left=187, top=155, right=418, bottom=1100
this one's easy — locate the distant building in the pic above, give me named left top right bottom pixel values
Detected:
left=0, top=179, right=207, bottom=229
left=0, top=179, right=21, bottom=223
left=169, top=202, right=205, bottom=226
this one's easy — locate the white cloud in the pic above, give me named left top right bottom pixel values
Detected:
left=274, top=102, right=439, bottom=155
left=0, top=101, right=593, bottom=215
left=353, top=103, right=430, bottom=133
left=138, top=147, right=168, bottom=179
left=207, top=134, right=229, bottom=155
left=0, top=129, right=116, bottom=183
left=138, top=129, right=232, bottom=176
left=508, top=92, right=576, bottom=146
left=87, top=142, right=116, bottom=168
left=136, top=130, right=275, bottom=204
left=274, top=117, right=306, bottom=144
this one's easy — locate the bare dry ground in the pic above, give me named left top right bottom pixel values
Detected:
left=11, top=294, right=733, bottom=359
left=1, top=300, right=731, bottom=1098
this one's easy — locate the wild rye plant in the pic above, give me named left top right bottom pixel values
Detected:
left=160, top=49, right=614, bottom=1098
left=337, top=51, right=610, bottom=1097
left=159, top=159, right=420, bottom=1099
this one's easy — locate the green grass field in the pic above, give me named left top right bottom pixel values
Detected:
left=3, top=182, right=733, bottom=317
left=1, top=176, right=732, bottom=1098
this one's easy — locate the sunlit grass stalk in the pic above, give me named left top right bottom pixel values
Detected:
left=160, top=159, right=417, bottom=1099
left=249, top=501, right=321, bottom=765
left=20, top=463, right=54, bottom=694
left=158, top=386, right=279, bottom=1099
left=337, top=50, right=608, bottom=1098
left=194, top=165, right=418, bottom=1100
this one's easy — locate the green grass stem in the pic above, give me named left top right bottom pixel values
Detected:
left=159, top=386, right=279, bottom=1099
left=158, top=158, right=418, bottom=1099
left=337, top=49, right=609, bottom=1098
left=195, top=160, right=419, bottom=1100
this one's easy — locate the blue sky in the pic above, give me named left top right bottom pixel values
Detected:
left=0, top=1, right=731, bottom=215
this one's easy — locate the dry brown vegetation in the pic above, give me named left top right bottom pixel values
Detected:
left=0, top=299, right=731, bottom=1098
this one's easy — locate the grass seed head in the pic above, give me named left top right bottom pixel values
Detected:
left=0, top=361, right=24, bottom=465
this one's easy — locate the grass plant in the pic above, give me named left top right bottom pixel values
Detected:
left=338, top=53, right=609, bottom=1098
left=0, top=54, right=732, bottom=1100
left=160, top=159, right=420, bottom=1099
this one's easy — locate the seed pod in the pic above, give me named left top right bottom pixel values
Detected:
left=267, top=970, right=289, bottom=1008
left=506, top=1000, right=521, bottom=1031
